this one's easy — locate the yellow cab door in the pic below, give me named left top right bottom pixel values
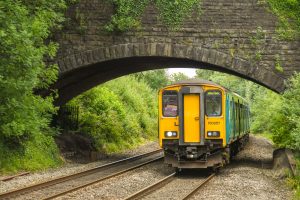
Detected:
left=183, top=94, right=200, bottom=143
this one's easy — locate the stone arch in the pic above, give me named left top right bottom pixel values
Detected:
left=55, top=43, right=285, bottom=105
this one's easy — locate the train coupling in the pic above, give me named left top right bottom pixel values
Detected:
left=186, top=147, right=198, bottom=159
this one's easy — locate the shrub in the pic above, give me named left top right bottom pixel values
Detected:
left=0, top=133, right=62, bottom=173
left=68, top=76, right=158, bottom=153
left=0, top=0, right=72, bottom=173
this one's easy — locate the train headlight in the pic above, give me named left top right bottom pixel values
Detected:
left=165, top=131, right=177, bottom=137
left=207, top=131, right=220, bottom=137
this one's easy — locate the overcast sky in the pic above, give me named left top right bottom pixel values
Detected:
left=167, top=68, right=197, bottom=78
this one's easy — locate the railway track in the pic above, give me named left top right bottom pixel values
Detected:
left=124, top=172, right=215, bottom=200
left=0, top=172, right=30, bottom=182
left=0, top=149, right=163, bottom=200
left=181, top=173, right=215, bottom=200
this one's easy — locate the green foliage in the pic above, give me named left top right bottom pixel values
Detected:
left=196, top=69, right=300, bottom=150
left=195, top=69, right=283, bottom=137
left=154, top=0, right=201, bottom=28
left=277, top=73, right=300, bottom=150
left=266, top=0, right=300, bottom=40
left=196, top=69, right=300, bottom=197
left=250, top=89, right=287, bottom=140
left=0, top=0, right=74, bottom=172
left=195, top=69, right=256, bottom=102
left=105, top=0, right=150, bottom=32
left=249, top=26, right=266, bottom=62
left=134, top=69, right=170, bottom=91
left=0, top=133, right=62, bottom=173
left=249, top=73, right=300, bottom=150
left=295, top=160, right=300, bottom=199
left=68, top=76, right=158, bottom=153
left=105, top=0, right=202, bottom=32
left=286, top=155, right=300, bottom=199
left=170, top=72, right=190, bottom=83
left=275, top=54, right=284, bottom=72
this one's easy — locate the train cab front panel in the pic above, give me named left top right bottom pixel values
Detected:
left=203, top=86, right=226, bottom=149
left=158, top=87, right=180, bottom=149
left=159, top=81, right=227, bottom=169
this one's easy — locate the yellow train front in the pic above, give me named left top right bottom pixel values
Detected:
left=158, top=79, right=250, bottom=169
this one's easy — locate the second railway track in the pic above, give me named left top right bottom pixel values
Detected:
left=0, top=149, right=163, bottom=200
left=125, top=171, right=215, bottom=200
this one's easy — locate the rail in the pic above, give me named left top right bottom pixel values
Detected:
left=0, top=149, right=163, bottom=199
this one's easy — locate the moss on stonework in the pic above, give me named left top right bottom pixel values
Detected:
left=105, top=0, right=202, bottom=32
left=266, top=0, right=300, bottom=40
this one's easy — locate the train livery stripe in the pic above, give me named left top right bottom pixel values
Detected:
left=225, top=95, right=231, bottom=145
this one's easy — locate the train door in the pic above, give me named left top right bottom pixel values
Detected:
left=183, top=94, right=200, bottom=143
left=179, top=86, right=204, bottom=145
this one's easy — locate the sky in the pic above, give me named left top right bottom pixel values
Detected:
left=167, top=68, right=197, bottom=78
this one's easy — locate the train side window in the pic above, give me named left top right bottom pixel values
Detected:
left=205, top=90, right=222, bottom=117
left=162, top=90, right=178, bottom=117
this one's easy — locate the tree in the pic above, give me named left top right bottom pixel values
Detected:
left=134, top=69, right=170, bottom=90
left=0, top=0, right=71, bottom=171
left=67, top=76, right=158, bottom=152
left=170, top=72, right=189, bottom=83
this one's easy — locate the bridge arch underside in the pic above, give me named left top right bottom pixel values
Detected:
left=55, top=45, right=285, bottom=106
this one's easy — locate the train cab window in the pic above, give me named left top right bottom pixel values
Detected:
left=162, top=90, right=178, bottom=117
left=205, top=91, right=222, bottom=116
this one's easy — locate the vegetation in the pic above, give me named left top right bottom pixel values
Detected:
left=105, top=0, right=202, bottom=32
left=196, top=69, right=300, bottom=197
left=66, top=70, right=191, bottom=153
left=195, top=69, right=299, bottom=147
left=169, top=72, right=189, bottom=83
left=105, top=0, right=150, bottom=32
left=154, top=0, right=201, bottom=28
left=0, top=0, right=76, bottom=172
left=105, top=0, right=300, bottom=38
left=287, top=154, right=300, bottom=199
left=134, top=69, right=170, bottom=91
left=0, top=134, right=62, bottom=172
left=266, top=0, right=300, bottom=40
left=67, top=76, right=158, bottom=153
left=0, top=1, right=299, bottom=189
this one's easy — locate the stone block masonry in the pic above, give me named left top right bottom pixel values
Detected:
left=52, top=0, right=300, bottom=105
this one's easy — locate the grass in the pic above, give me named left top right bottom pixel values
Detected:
left=0, top=133, right=62, bottom=174
left=286, top=156, right=300, bottom=200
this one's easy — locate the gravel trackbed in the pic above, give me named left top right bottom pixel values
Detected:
left=0, top=136, right=294, bottom=199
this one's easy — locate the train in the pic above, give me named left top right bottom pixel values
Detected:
left=158, top=79, right=250, bottom=170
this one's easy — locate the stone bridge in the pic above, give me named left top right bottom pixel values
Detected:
left=53, top=0, right=300, bottom=105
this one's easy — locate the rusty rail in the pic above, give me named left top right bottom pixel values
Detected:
left=182, top=173, right=215, bottom=200
left=124, top=172, right=176, bottom=200
left=0, top=149, right=163, bottom=199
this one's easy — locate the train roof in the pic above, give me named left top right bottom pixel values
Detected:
left=164, top=78, right=248, bottom=103
left=166, top=78, right=225, bottom=90
left=172, top=79, right=222, bottom=87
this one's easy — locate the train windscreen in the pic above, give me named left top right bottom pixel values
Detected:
left=162, top=90, right=178, bottom=117
left=205, top=91, right=222, bottom=116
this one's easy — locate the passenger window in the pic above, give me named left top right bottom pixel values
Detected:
left=162, top=90, right=178, bottom=117
left=205, top=91, right=222, bottom=116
